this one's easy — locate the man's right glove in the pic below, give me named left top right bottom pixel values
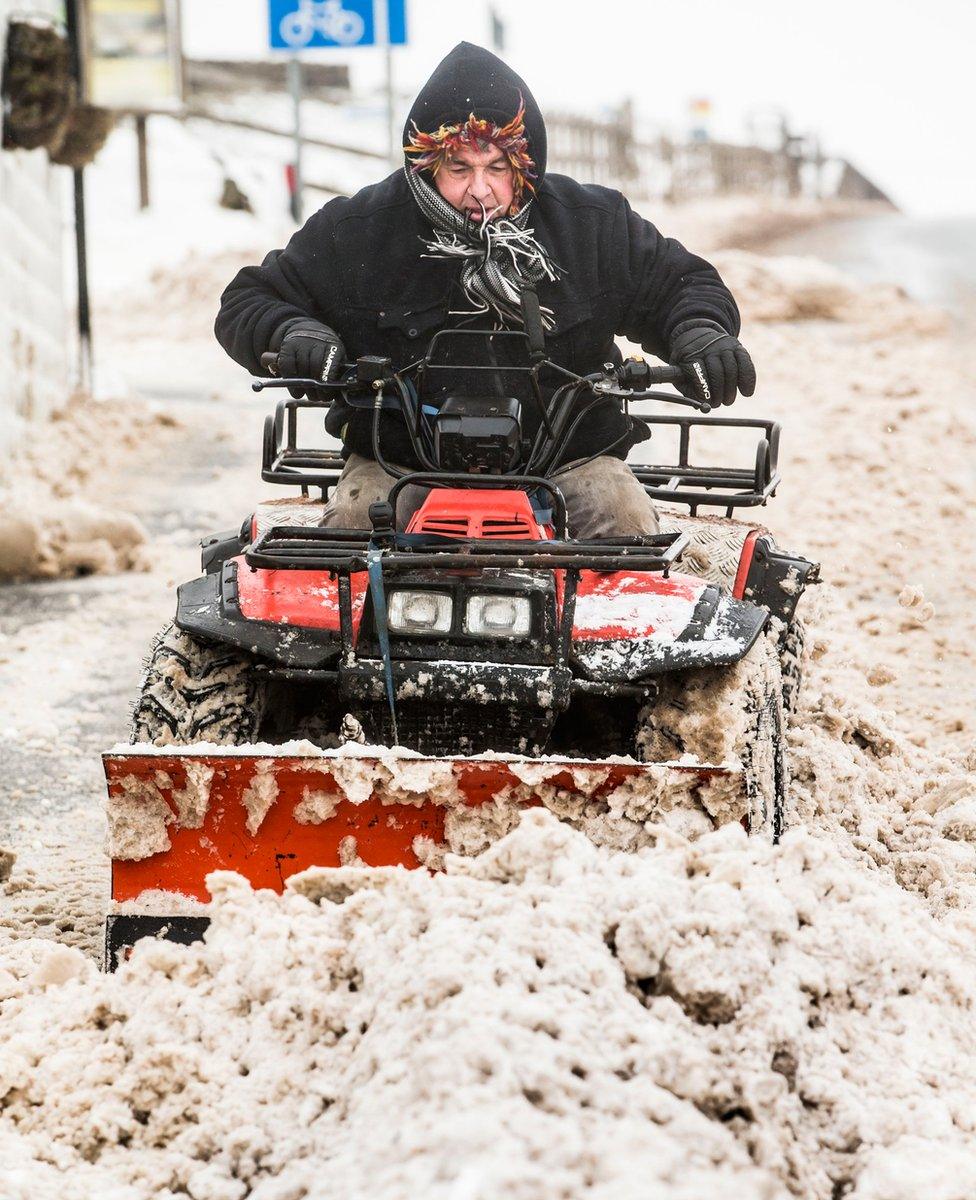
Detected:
left=275, top=319, right=346, bottom=400
left=669, top=319, right=757, bottom=408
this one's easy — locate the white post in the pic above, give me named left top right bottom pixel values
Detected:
left=288, top=54, right=304, bottom=222
left=374, top=0, right=396, bottom=166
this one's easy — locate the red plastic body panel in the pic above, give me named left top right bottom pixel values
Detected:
left=235, top=557, right=368, bottom=632
left=571, top=570, right=706, bottom=641
left=407, top=488, right=545, bottom=540
left=235, top=488, right=709, bottom=645
left=105, top=753, right=731, bottom=903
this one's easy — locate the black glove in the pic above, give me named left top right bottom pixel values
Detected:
left=668, top=320, right=757, bottom=407
left=274, top=319, right=346, bottom=400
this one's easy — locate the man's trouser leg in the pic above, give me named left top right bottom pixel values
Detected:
left=321, top=453, right=430, bottom=529
left=322, top=453, right=657, bottom=537
left=552, top=455, right=659, bottom=538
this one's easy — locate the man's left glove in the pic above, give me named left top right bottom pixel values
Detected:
left=274, top=319, right=347, bottom=400
left=669, top=320, right=757, bottom=408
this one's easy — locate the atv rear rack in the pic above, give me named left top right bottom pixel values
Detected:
left=244, top=526, right=689, bottom=574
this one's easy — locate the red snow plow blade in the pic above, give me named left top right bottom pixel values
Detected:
left=103, top=749, right=741, bottom=904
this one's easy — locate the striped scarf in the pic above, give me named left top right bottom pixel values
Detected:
left=404, top=166, right=561, bottom=329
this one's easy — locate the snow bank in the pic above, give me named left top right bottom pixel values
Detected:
left=3, top=811, right=976, bottom=1200
left=0, top=498, right=147, bottom=582
left=710, top=250, right=950, bottom=331
left=0, top=394, right=178, bottom=582
left=643, top=196, right=885, bottom=256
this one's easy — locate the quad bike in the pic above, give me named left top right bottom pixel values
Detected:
left=103, top=292, right=817, bottom=966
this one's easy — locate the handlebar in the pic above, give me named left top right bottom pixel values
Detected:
left=595, top=361, right=711, bottom=412
left=254, top=349, right=707, bottom=411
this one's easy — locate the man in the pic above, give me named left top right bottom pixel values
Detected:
left=215, top=42, right=755, bottom=536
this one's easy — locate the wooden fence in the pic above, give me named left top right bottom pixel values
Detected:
left=547, top=103, right=892, bottom=206
left=170, top=92, right=894, bottom=208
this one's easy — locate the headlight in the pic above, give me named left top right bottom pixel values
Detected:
left=388, top=590, right=453, bottom=634
left=465, top=594, right=532, bottom=638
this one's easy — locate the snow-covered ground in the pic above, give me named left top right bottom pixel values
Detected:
left=2, top=112, right=976, bottom=1199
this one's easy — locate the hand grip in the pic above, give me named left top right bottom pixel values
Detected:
left=260, top=351, right=279, bottom=373
left=646, top=364, right=684, bottom=385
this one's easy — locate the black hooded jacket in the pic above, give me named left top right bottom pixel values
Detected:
left=215, top=42, right=741, bottom=466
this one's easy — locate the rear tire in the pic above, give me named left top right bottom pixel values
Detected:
left=636, top=635, right=788, bottom=839
left=130, top=623, right=265, bottom=746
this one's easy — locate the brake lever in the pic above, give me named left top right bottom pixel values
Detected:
left=589, top=378, right=712, bottom=414
left=251, top=375, right=354, bottom=394
left=630, top=388, right=713, bottom=413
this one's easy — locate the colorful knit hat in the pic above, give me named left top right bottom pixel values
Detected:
left=404, top=100, right=537, bottom=213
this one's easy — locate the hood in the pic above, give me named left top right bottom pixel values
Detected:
left=402, top=42, right=547, bottom=181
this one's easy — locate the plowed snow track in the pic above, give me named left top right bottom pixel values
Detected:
left=2, top=205, right=976, bottom=1199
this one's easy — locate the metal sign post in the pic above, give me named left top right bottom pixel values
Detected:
left=135, top=113, right=150, bottom=209
left=268, top=0, right=407, bottom=196
left=288, top=55, right=304, bottom=222
left=373, top=0, right=395, bottom=166
left=66, top=0, right=93, bottom=392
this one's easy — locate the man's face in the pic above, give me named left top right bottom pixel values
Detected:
left=434, top=145, right=515, bottom=221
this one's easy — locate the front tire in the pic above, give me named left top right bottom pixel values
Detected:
left=636, top=635, right=788, bottom=839
left=778, top=617, right=806, bottom=721
left=131, top=624, right=265, bottom=746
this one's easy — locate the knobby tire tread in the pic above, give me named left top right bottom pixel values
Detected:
left=130, top=623, right=264, bottom=746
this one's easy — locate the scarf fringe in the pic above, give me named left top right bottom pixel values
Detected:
left=404, top=167, right=560, bottom=330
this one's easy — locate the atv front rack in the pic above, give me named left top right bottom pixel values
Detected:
left=237, top=528, right=691, bottom=718
left=261, top=397, right=781, bottom=516
left=244, top=526, right=690, bottom=574
left=628, top=412, right=781, bottom=517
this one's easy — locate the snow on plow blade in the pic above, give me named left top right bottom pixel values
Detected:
left=103, top=748, right=744, bottom=904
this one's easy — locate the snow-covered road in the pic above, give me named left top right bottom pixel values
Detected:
left=2, top=115, right=976, bottom=1198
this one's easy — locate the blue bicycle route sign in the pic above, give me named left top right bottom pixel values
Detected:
left=269, top=0, right=407, bottom=49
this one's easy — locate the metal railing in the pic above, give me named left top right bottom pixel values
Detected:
left=160, top=91, right=893, bottom=207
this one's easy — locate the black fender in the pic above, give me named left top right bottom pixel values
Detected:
left=200, top=518, right=251, bottom=575
left=742, top=535, right=820, bottom=624
left=571, top=587, right=769, bottom=684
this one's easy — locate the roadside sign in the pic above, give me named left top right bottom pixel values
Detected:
left=269, top=0, right=407, bottom=50
left=86, top=0, right=183, bottom=109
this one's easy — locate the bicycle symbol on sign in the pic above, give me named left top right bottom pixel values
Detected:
left=278, top=0, right=366, bottom=47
